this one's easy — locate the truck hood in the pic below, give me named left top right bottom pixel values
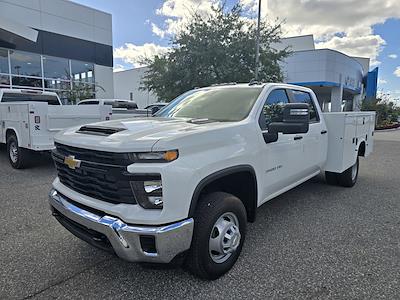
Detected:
left=54, top=117, right=234, bottom=152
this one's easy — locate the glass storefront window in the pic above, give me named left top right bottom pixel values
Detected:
left=43, top=56, right=70, bottom=80
left=71, top=60, right=94, bottom=83
left=10, top=50, right=42, bottom=77
left=45, top=79, right=71, bottom=90
left=0, top=49, right=9, bottom=74
left=0, top=75, right=10, bottom=87
left=1, top=49, right=96, bottom=100
left=12, top=76, right=42, bottom=89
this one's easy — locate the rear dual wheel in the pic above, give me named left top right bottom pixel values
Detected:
left=325, top=157, right=359, bottom=187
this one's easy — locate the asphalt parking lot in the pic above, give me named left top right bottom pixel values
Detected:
left=1, top=130, right=399, bottom=300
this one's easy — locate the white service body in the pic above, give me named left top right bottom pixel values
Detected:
left=0, top=89, right=112, bottom=152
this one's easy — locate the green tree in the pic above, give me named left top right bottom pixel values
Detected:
left=64, top=82, right=105, bottom=104
left=361, top=92, right=400, bottom=128
left=141, top=4, right=290, bottom=101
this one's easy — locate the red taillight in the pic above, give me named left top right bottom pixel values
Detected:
left=34, top=116, right=41, bottom=124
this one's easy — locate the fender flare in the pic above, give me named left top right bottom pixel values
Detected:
left=188, top=164, right=258, bottom=222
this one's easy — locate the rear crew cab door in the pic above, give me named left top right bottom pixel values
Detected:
left=257, top=88, right=305, bottom=201
left=287, top=89, right=326, bottom=173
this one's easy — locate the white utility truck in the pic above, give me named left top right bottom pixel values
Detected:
left=49, top=83, right=375, bottom=280
left=0, top=89, right=112, bottom=168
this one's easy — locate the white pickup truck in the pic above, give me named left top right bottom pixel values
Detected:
left=48, top=83, right=375, bottom=280
left=0, top=89, right=112, bottom=168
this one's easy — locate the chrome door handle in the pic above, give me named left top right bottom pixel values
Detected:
left=294, top=136, right=303, bottom=140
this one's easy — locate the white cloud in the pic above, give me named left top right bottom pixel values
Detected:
left=388, top=54, right=397, bottom=59
left=154, top=0, right=219, bottom=37
left=113, top=64, right=126, bottom=73
left=238, top=0, right=400, bottom=65
left=151, top=23, right=165, bottom=38
left=114, top=43, right=169, bottom=68
left=393, top=66, right=400, bottom=77
left=378, top=78, right=387, bottom=84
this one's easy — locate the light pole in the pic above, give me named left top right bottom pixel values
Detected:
left=254, top=0, right=262, bottom=81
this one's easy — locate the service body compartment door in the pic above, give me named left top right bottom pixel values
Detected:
left=323, top=112, right=375, bottom=173
left=0, top=103, right=32, bottom=148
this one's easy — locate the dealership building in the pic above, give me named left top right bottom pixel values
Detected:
left=0, top=0, right=114, bottom=101
left=0, top=1, right=377, bottom=111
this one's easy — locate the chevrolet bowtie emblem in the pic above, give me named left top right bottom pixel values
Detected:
left=64, top=155, right=81, bottom=170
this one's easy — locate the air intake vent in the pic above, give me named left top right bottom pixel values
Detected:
left=77, top=125, right=125, bottom=136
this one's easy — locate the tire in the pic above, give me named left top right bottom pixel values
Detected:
left=185, top=192, right=247, bottom=280
left=337, top=157, right=359, bottom=187
left=6, top=134, right=31, bottom=169
left=325, top=171, right=338, bottom=185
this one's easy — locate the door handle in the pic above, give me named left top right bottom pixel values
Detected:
left=321, top=130, right=327, bottom=135
left=294, top=136, right=303, bottom=140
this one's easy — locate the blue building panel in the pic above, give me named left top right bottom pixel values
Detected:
left=365, top=67, right=378, bottom=101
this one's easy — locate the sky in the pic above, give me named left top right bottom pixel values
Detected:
left=75, top=0, right=400, bottom=102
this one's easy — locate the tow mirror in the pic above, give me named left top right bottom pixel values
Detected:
left=262, top=103, right=309, bottom=144
left=269, top=103, right=309, bottom=134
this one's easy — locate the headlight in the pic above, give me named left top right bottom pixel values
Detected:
left=131, top=150, right=179, bottom=163
left=130, top=176, right=163, bottom=209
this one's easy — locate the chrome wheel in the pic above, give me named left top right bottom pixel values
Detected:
left=9, top=141, right=18, bottom=164
left=351, top=160, right=358, bottom=181
left=209, top=212, right=241, bottom=264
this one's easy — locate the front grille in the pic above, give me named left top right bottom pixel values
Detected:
left=52, top=143, right=136, bottom=205
left=54, top=142, right=134, bottom=166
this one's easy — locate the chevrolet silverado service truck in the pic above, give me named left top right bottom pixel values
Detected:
left=49, top=83, right=375, bottom=280
left=0, top=89, right=112, bottom=169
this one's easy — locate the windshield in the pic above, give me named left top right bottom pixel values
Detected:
left=156, top=87, right=263, bottom=122
left=1, top=93, right=60, bottom=105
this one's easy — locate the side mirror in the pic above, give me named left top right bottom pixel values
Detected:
left=262, top=103, right=309, bottom=144
left=151, top=106, right=160, bottom=115
left=269, top=103, right=309, bottom=134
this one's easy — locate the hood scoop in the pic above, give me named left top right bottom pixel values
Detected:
left=77, top=125, right=126, bottom=136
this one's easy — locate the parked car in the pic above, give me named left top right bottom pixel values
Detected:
left=49, top=83, right=375, bottom=280
left=77, top=98, right=138, bottom=110
left=77, top=98, right=151, bottom=119
left=0, top=89, right=111, bottom=168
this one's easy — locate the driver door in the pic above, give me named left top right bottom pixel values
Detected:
left=258, top=89, right=305, bottom=202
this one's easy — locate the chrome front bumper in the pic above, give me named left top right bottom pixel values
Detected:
left=49, top=189, right=194, bottom=263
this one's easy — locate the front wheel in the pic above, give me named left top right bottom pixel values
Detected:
left=185, top=192, right=247, bottom=280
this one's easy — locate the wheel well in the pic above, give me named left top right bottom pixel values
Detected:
left=358, top=141, right=366, bottom=157
left=6, top=129, right=16, bottom=141
left=189, top=166, right=258, bottom=223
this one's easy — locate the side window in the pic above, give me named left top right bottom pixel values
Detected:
left=259, top=89, right=289, bottom=130
left=291, top=90, right=319, bottom=122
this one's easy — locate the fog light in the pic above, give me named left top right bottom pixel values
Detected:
left=130, top=177, right=163, bottom=209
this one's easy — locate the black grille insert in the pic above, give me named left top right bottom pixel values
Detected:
left=52, top=143, right=136, bottom=204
